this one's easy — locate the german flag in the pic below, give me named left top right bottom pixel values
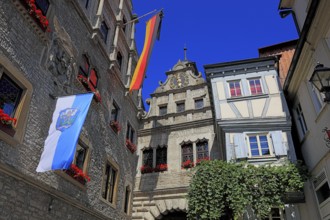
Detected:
left=129, top=11, right=163, bottom=92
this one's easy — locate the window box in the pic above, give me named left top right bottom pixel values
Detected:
left=140, top=165, right=153, bottom=174
left=19, top=0, right=50, bottom=32
left=110, top=120, right=121, bottom=134
left=65, top=164, right=90, bottom=185
left=154, top=164, right=168, bottom=172
left=282, top=191, right=305, bottom=204
left=126, top=139, right=137, bottom=153
left=196, top=157, right=210, bottom=165
left=77, top=75, right=101, bottom=102
left=182, top=160, right=194, bottom=169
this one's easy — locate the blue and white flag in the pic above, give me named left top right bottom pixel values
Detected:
left=36, top=93, right=94, bottom=172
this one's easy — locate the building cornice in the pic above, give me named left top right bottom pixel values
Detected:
left=138, top=117, right=214, bottom=136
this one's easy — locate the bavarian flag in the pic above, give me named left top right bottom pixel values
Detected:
left=36, top=93, right=93, bottom=172
left=129, top=11, right=163, bottom=92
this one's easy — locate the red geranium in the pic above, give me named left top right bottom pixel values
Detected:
left=0, top=109, right=17, bottom=126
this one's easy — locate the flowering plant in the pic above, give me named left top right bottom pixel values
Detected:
left=24, top=0, right=50, bottom=32
left=140, top=165, right=153, bottom=174
left=0, top=109, right=17, bottom=126
left=65, top=164, right=90, bottom=185
left=154, top=164, right=168, bottom=172
left=77, top=75, right=102, bottom=102
left=182, top=160, right=194, bottom=169
left=110, top=120, right=121, bottom=133
left=196, top=157, right=210, bottom=165
left=126, top=139, right=137, bottom=153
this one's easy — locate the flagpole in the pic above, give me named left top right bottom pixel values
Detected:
left=124, top=9, right=163, bottom=26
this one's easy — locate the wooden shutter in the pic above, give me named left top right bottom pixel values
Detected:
left=270, top=131, right=287, bottom=156
left=234, top=133, right=248, bottom=159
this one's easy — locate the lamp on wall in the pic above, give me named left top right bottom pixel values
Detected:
left=310, top=63, right=330, bottom=102
left=322, top=127, right=330, bottom=148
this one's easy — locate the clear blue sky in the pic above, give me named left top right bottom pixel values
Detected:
left=131, top=1, right=298, bottom=103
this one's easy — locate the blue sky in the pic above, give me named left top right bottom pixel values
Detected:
left=131, top=1, right=298, bottom=103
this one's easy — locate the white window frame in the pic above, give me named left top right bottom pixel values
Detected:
left=228, top=80, right=243, bottom=98
left=248, top=77, right=263, bottom=95
left=246, top=133, right=273, bottom=157
left=313, top=171, right=330, bottom=206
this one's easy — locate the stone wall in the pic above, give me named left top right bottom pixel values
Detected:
left=0, top=0, right=139, bottom=219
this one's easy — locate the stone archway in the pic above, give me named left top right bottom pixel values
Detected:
left=160, top=210, right=187, bottom=220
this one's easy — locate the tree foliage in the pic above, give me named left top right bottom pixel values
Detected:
left=187, top=160, right=306, bottom=220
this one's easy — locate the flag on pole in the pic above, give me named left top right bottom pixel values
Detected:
left=129, top=11, right=163, bottom=92
left=36, top=93, right=94, bottom=172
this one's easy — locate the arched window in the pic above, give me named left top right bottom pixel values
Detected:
left=181, top=142, right=193, bottom=163
left=156, top=146, right=167, bottom=166
left=142, top=148, right=153, bottom=168
left=196, top=140, right=209, bottom=160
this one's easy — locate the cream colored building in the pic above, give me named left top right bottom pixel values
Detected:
left=205, top=56, right=299, bottom=219
left=279, top=0, right=330, bottom=219
left=132, top=60, right=219, bottom=220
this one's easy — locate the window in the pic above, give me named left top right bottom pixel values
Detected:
left=0, top=74, right=23, bottom=118
left=0, top=62, right=32, bottom=144
left=124, top=186, right=131, bottom=214
left=126, top=122, right=135, bottom=143
left=156, top=147, right=167, bottom=166
left=248, top=134, right=271, bottom=157
left=100, top=21, right=109, bottom=43
left=176, top=102, right=185, bottom=113
left=117, top=51, right=123, bottom=69
left=248, top=78, right=263, bottom=95
left=110, top=101, right=119, bottom=122
left=196, top=141, right=209, bottom=160
left=122, top=16, right=127, bottom=33
left=295, top=103, right=308, bottom=138
left=182, top=143, right=193, bottom=163
left=308, top=82, right=324, bottom=113
left=262, top=208, right=285, bottom=220
left=101, top=161, right=118, bottom=204
left=35, top=0, right=50, bottom=16
left=142, top=149, right=153, bottom=168
left=194, top=99, right=204, bottom=109
left=65, top=139, right=90, bottom=185
left=159, top=105, right=167, bottom=116
left=316, top=182, right=330, bottom=204
left=73, top=141, right=88, bottom=170
left=314, top=172, right=330, bottom=205
left=229, top=80, right=242, bottom=97
left=78, top=55, right=99, bottom=91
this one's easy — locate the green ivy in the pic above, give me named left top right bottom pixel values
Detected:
left=187, top=160, right=306, bottom=220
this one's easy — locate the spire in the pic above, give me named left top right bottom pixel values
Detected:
left=184, top=45, right=187, bottom=61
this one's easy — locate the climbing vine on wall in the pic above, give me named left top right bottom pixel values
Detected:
left=187, top=160, right=307, bottom=220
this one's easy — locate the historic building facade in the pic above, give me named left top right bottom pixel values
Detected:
left=279, top=0, right=330, bottom=219
left=205, top=56, right=299, bottom=219
left=132, top=60, right=219, bottom=219
left=0, top=0, right=141, bottom=219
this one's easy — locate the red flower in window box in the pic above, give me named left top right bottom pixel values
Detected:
left=65, top=164, right=90, bottom=185
left=77, top=75, right=102, bottom=103
left=126, top=139, right=137, bottom=153
left=0, top=109, right=17, bottom=126
left=181, top=160, right=194, bottom=169
left=21, top=0, right=51, bottom=32
left=110, top=120, right=121, bottom=133
left=154, top=164, right=168, bottom=172
left=140, top=165, right=153, bottom=174
left=196, top=157, right=210, bottom=165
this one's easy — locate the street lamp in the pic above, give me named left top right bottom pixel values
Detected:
left=310, top=63, right=330, bottom=102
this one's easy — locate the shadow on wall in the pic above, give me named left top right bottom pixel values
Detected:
left=138, top=121, right=169, bottom=193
